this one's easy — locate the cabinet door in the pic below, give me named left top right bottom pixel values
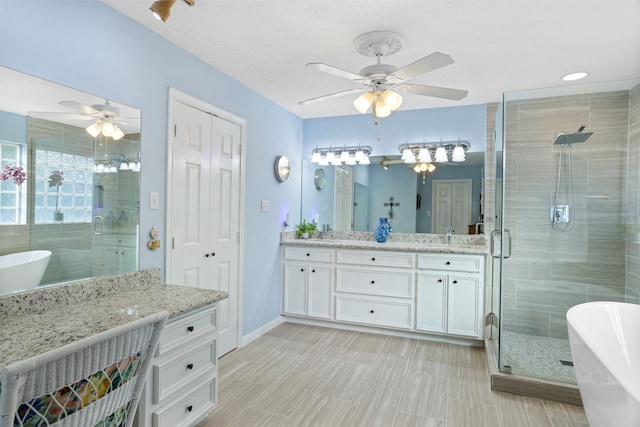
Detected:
left=283, top=263, right=307, bottom=315
left=308, top=264, right=333, bottom=319
left=416, top=273, right=447, bottom=333
left=447, top=275, right=480, bottom=338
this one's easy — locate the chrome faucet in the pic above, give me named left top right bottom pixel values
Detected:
left=446, top=227, right=454, bottom=244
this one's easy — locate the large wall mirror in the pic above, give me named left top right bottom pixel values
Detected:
left=301, top=151, right=484, bottom=234
left=0, top=67, right=141, bottom=296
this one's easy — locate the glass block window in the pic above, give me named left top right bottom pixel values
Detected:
left=0, top=141, right=26, bottom=225
left=34, top=149, right=94, bottom=224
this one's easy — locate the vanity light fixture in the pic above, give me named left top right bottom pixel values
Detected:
left=150, top=0, right=195, bottom=22
left=398, top=140, right=470, bottom=165
left=311, top=145, right=372, bottom=166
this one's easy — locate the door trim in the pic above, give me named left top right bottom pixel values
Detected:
left=165, top=87, right=246, bottom=351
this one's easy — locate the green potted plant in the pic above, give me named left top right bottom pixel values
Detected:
left=296, top=220, right=317, bottom=239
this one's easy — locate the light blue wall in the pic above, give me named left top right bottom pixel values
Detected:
left=0, top=0, right=302, bottom=336
left=303, top=104, right=487, bottom=157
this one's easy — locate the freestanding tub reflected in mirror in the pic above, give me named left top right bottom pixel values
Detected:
left=0, top=250, right=51, bottom=294
left=567, top=301, right=640, bottom=427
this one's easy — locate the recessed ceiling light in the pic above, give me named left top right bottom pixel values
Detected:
left=562, top=72, right=589, bottom=82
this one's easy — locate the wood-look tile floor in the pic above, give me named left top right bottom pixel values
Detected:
left=199, top=323, right=588, bottom=427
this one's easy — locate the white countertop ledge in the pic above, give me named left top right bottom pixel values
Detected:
left=281, top=237, right=489, bottom=255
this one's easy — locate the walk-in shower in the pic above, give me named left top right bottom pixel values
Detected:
left=490, top=79, right=640, bottom=402
left=550, top=126, right=593, bottom=232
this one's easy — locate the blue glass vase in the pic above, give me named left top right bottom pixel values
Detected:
left=374, top=217, right=392, bottom=243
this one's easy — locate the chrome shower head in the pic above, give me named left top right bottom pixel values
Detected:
left=554, top=126, right=593, bottom=145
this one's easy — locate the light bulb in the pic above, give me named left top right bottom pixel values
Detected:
left=418, top=147, right=432, bottom=163
left=318, top=156, right=329, bottom=166
left=96, top=163, right=105, bottom=172
left=359, top=155, right=370, bottom=165
left=119, top=161, right=130, bottom=171
left=345, top=155, right=357, bottom=165
left=452, top=145, right=465, bottom=162
left=340, top=150, right=349, bottom=162
left=427, top=163, right=436, bottom=172
left=111, top=125, right=125, bottom=141
left=435, top=146, right=448, bottom=162
left=373, top=99, right=391, bottom=118
left=401, top=148, right=413, bottom=161
left=326, top=151, right=335, bottom=162
left=355, top=149, right=364, bottom=162
left=311, top=151, right=321, bottom=163
left=353, top=92, right=375, bottom=114
left=101, top=120, right=115, bottom=137
left=331, top=156, right=342, bottom=166
left=86, top=121, right=102, bottom=138
left=381, top=89, right=403, bottom=110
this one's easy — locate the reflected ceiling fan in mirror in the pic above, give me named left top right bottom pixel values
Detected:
left=28, top=100, right=140, bottom=141
left=299, top=31, right=469, bottom=119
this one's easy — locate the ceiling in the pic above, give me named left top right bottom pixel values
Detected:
left=102, top=0, right=640, bottom=119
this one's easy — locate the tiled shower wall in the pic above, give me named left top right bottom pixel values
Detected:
left=626, top=84, right=640, bottom=304
left=503, top=90, right=631, bottom=339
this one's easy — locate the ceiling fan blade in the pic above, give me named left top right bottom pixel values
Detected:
left=59, top=100, right=100, bottom=115
left=393, top=52, right=455, bottom=81
left=28, top=111, right=94, bottom=121
left=299, top=88, right=366, bottom=105
left=306, top=62, right=364, bottom=81
left=403, top=83, right=468, bottom=101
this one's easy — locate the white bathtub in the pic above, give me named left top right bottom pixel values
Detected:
left=0, top=250, right=51, bottom=294
left=567, top=302, right=640, bottom=427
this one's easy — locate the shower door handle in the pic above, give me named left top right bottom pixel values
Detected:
left=94, top=216, right=104, bottom=235
left=490, top=229, right=512, bottom=259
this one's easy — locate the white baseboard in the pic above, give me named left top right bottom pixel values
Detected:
left=239, top=316, right=284, bottom=347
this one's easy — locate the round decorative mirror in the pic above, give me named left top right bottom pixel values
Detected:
left=314, top=168, right=325, bottom=190
left=274, top=155, right=290, bottom=182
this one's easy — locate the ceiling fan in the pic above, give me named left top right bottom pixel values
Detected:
left=29, top=100, right=140, bottom=140
left=299, top=31, right=468, bottom=118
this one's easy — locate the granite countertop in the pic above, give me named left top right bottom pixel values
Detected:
left=281, top=236, right=489, bottom=255
left=0, top=270, right=228, bottom=370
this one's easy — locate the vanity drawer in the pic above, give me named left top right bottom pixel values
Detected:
left=153, top=339, right=217, bottom=403
left=284, top=247, right=333, bottom=263
left=417, top=254, right=482, bottom=273
left=336, top=295, right=412, bottom=330
left=336, top=267, right=413, bottom=298
left=336, top=250, right=414, bottom=268
left=157, top=306, right=217, bottom=356
left=152, top=378, right=217, bottom=427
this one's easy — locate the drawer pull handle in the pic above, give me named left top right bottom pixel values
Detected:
left=312, top=269, right=316, bottom=273
left=186, top=363, right=194, bottom=370
left=205, top=253, right=209, bottom=258
left=445, top=261, right=451, bottom=265
left=306, top=253, right=310, bottom=257
left=300, top=268, right=305, bottom=272
left=211, top=252, right=216, bottom=257
left=370, top=280, right=375, bottom=284
left=438, top=279, right=443, bottom=283
left=453, top=280, right=458, bottom=284
left=371, top=257, right=376, bottom=261
left=187, top=326, right=194, bottom=332
left=186, top=405, right=193, bottom=412
left=370, top=310, right=375, bottom=314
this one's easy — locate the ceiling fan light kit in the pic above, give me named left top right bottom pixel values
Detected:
left=299, top=30, right=468, bottom=119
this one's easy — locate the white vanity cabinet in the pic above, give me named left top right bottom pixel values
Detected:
left=335, top=249, right=414, bottom=330
left=282, top=247, right=333, bottom=319
left=416, top=254, right=484, bottom=338
left=136, top=304, right=218, bottom=427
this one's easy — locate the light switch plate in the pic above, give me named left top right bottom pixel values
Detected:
left=261, top=199, right=271, bottom=212
left=150, top=192, right=159, bottom=210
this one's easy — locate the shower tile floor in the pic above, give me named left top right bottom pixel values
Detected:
left=501, top=331, right=577, bottom=384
